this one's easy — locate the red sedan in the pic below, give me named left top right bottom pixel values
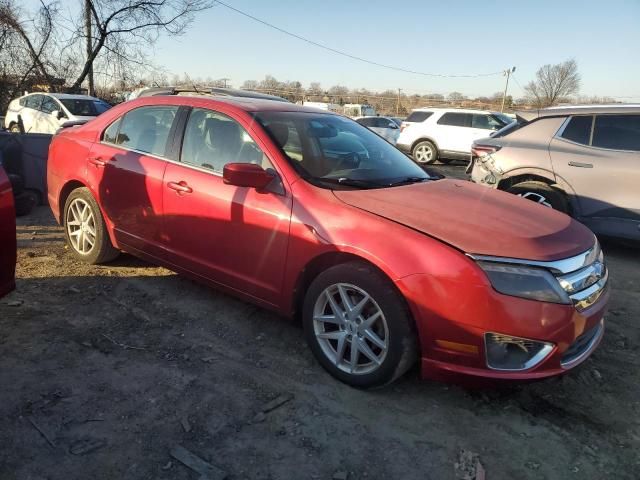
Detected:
left=0, top=165, right=16, bottom=298
left=47, top=96, right=608, bottom=388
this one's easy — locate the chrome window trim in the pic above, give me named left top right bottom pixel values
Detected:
left=561, top=319, right=605, bottom=369
left=468, top=241, right=599, bottom=275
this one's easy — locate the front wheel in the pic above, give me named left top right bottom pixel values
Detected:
left=64, top=187, right=119, bottom=264
left=303, top=262, right=417, bottom=388
left=412, top=140, right=438, bottom=164
left=507, top=181, right=569, bottom=213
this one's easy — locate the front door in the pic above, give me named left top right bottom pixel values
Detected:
left=162, top=107, right=292, bottom=304
left=550, top=114, right=640, bottom=239
left=86, top=105, right=179, bottom=252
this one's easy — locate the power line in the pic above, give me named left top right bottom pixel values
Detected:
left=213, top=1, right=503, bottom=79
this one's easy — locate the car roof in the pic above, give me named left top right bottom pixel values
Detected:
left=517, top=104, right=640, bottom=121
left=411, top=107, right=498, bottom=115
left=24, top=92, right=101, bottom=101
left=125, top=94, right=339, bottom=114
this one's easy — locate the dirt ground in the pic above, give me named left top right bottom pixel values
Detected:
left=1, top=166, right=639, bottom=479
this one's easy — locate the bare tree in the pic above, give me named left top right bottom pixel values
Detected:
left=524, top=59, right=580, bottom=107
left=447, top=91, right=466, bottom=102
left=73, top=0, right=212, bottom=91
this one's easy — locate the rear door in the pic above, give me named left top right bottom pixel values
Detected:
left=161, top=107, right=292, bottom=304
left=86, top=104, right=179, bottom=253
left=21, top=94, right=44, bottom=133
left=435, top=112, right=473, bottom=152
left=550, top=114, right=640, bottom=239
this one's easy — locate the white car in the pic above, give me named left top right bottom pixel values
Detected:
left=396, top=108, right=513, bottom=164
left=4, top=93, right=111, bottom=134
left=355, top=116, right=401, bottom=144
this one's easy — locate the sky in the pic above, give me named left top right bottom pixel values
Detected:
left=25, top=0, right=640, bottom=100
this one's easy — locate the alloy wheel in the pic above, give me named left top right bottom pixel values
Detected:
left=66, top=198, right=97, bottom=255
left=414, top=144, right=434, bottom=163
left=313, top=283, right=389, bottom=375
left=519, top=191, right=552, bottom=208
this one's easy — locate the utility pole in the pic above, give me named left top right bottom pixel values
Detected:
left=396, top=88, right=402, bottom=115
left=84, top=0, right=94, bottom=96
left=501, top=66, right=516, bottom=112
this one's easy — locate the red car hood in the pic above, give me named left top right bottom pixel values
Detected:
left=333, top=179, right=594, bottom=261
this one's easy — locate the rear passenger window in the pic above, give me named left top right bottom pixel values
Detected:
left=560, top=116, right=592, bottom=145
left=356, top=118, right=374, bottom=127
left=438, top=112, right=471, bottom=127
left=180, top=108, right=270, bottom=173
left=592, top=115, right=640, bottom=151
left=116, top=106, right=178, bottom=156
left=25, top=95, right=43, bottom=110
left=102, top=118, right=122, bottom=144
left=472, top=114, right=504, bottom=130
left=406, top=111, right=433, bottom=123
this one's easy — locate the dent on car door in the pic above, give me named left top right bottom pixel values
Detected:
left=88, top=105, right=179, bottom=252
left=161, top=107, right=292, bottom=304
left=550, top=114, right=640, bottom=239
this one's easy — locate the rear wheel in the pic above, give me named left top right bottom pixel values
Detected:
left=64, top=188, right=119, bottom=264
left=303, top=262, right=417, bottom=388
left=507, top=181, right=569, bottom=213
left=412, top=140, right=438, bottom=164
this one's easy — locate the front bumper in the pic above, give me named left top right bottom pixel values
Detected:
left=396, top=269, right=609, bottom=385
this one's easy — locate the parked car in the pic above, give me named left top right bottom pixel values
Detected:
left=0, top=164, right=16, bottom=298
left=470, top=104, right=640, bottom=241
left=355, top=116, right=401, bottom=144
left=4, top=93, right=111, bottom=134
left=397, top=108, right=513, bottom=164
left=47, top=95, right=608, bottom=388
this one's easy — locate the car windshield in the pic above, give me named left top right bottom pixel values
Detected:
left=494, top=113, right=514, bottom=125
left=254, top=111, right=430, bottom=189
left=60, top=98, right=111, bottom=116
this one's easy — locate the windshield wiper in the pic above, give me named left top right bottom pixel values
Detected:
left=387, top=176, right=430, bottom=187
left=318, top=177, right=385, bottom=189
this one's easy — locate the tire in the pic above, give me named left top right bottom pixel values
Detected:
left=63, top=187, right=119, bottom=264
left=507, top=181, right=569, bottom=213
left=14, top=191, right=38, bottom=216
left=303, top=261, right=417, bottom=388
left=411, top=140, right=438, bottom=164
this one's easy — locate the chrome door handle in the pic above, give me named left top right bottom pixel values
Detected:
left=167, top=181, right=193, bottom=194
left=568, top=161, right=593, bottom=168
left=88, top=157, right=107, bottom=167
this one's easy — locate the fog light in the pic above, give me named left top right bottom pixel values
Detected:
left=484, top=333, right=554, bottom=371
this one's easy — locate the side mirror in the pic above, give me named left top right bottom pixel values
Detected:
left=223, top=163, right=275, bottom=190
left=52, top=110, right=65, bottom=120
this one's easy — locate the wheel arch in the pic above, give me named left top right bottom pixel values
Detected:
left=410, top=136, right=439, bottom=153
left=291, top=251, right=404, bottom=322
left=58, top=179, right=87, bottom=223
left=497, top=171, right=576, bottom=216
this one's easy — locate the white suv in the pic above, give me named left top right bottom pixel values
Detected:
left=4, top=93, right=111, bottom=134
left=397, top=108, right=513, bottom=164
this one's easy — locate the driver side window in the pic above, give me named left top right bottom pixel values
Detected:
left=180, top=108, right=271, bottom=173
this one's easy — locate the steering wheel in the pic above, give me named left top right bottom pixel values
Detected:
left=335, top=152, right=361, bottom=171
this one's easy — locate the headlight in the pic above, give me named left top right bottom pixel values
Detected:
left=478, top=261, right=571, bottom=304
left=485, top=333, right=554, bottom=370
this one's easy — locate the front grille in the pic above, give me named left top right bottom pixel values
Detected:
left=561, top=321, right=603, bottom=367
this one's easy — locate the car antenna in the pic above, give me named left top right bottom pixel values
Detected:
left=184, top=72, right=200, bottom=95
